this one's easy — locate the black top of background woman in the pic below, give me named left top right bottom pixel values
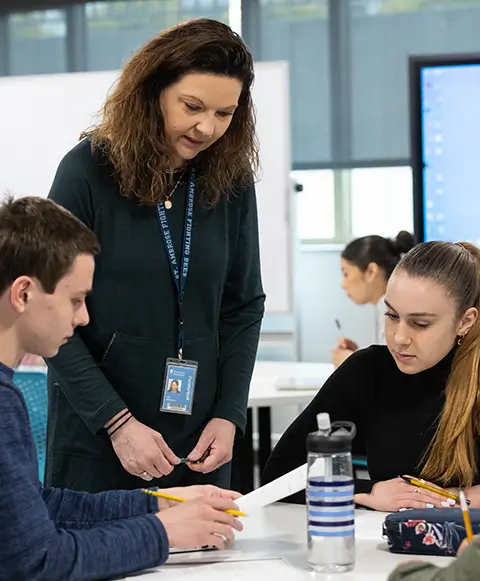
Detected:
left=263, top=240, right=480, bottom=512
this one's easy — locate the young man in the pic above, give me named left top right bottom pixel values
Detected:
left=388, top=537, right=480, bottom=581
left=0, top=197, right=243, bottom=581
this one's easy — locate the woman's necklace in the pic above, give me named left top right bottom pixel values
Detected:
left=164, top=168, right=185, bottom=210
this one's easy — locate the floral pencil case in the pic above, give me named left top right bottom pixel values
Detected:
left=383, top=508, right=480, bottom=556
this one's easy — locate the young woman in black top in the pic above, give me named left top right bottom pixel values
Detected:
left=45, top=19, right=265, bottom=493
left=263, top=241, right=480, bottom=511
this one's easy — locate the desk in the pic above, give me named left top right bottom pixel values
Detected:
left=248, top=361, right=335, bottom=408
left=233, top=361, right=334, bottom=494
left=132, top=504, right=452, bottom=580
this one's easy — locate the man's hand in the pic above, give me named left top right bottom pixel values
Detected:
left=156, top=496, right=243, bottom=550
left=156, top=484, right=242, bottom=510
left=187, top=418, right=236, bottom=474
left=110, top=417, right=180, bottom=480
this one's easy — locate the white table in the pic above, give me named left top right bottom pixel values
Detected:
left=234, top=361, right=334, bottom=494
left=131, top=504, right=452, bottom=580
left=248, top=361, right=334, bottom=408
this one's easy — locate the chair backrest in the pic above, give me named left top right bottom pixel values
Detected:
left=13, top=367, right=48, bottom=482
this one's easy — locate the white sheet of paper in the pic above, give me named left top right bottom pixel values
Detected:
left=139, top=558, right=307, bottom=579
left=236, top=463, right=308, bottom=513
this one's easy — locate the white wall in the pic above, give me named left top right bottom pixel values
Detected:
left=0, top=64, right=292, bottom=318
left=267, top=245, right=377, bottom=436
left=296, top=245, right=376, bottom=362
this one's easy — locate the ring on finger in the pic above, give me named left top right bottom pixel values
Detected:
left=137, top=471, right=151, bottom=480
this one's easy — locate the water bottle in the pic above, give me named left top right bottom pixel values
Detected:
left=306, top=413, right=357, bottom=573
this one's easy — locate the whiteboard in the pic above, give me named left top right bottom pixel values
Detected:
left=0, top=62, right=291, bottom=314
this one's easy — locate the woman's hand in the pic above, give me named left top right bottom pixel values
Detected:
left=187, top=418, right=236, bottom=474
left=331, top=337, right=358, bottom=368
left=337, top=337, right=358, bottom=352
left=355, top=477, right=453, bottom=512
left=446, top=485, right=480, bottom=508
left=331, top=347, right=354, bottom=368
left=110, top=417, right=180, bottom=480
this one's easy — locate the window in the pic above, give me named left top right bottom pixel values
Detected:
left=292, top=169, right=335, bottom=240
left=9, top=10, right=67, bottom=75
left=350, top=166, right=413, bottom=238
left=349, top=0, right=480, bottom=163
left=85, top=0, right=230, bottom=72
left=258, top=0, right=330, bottom=165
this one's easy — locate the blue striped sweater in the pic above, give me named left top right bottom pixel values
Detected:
left=0, top=361, right=169, bottom=580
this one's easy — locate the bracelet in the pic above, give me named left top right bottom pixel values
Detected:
left=105, top=409, right=130, bottom=432
left=108, top=414, right=132, bottom=438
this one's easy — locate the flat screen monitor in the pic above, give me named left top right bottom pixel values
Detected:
left=409, top=53, right=480, bottom=243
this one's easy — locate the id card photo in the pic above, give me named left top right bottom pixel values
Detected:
left=160, top=358, right=198, bottom=415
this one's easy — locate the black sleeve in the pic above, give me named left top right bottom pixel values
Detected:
left=261, top=348, right=376, bottom=503
left=213, top=183, right=266, bottom=435
left=46, top=147, right=127, bottom=433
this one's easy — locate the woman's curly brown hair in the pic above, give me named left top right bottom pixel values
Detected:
left=81, top=18, right=259, bottom=207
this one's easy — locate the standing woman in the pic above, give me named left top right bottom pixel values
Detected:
left=331, top=231, right=415, bottom=367
left=45, top=18, right=265, bottom=493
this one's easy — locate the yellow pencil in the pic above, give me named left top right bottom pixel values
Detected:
left=400, top=476, right=471, bottom=505
left=142, top=489, right=248, bottom=517
left=460, top=490, right=474, bottom=543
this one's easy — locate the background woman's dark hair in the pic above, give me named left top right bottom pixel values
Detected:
left=397, top=241, right=480, bottom=488
left=82, top=18, right=259, bottom=206
left=341, top=231, right=416, bottom=279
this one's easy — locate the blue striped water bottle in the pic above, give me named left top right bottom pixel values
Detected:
left=306, top=413, right=357, bottom=573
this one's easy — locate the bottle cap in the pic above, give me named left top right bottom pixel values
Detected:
left=316, top=412, right=331, bottom=432
left=307, top=421, right=356, bottom=454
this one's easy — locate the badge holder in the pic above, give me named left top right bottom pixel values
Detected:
left=160, top=356, right=198, bottom=415
left=157, top=172, right=199, bottom=416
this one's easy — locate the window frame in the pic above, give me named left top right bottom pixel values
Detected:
left=1, top=0, right=417, bottom=246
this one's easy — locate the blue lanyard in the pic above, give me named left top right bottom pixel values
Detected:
left=156, top=169, right=195, bottom=360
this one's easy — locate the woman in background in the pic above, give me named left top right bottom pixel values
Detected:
left=45, top=18, right=265, bottom=494
left=331, top=230, right=415, bottom=367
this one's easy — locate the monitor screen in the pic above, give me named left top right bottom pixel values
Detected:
left=410, top=55, right=480, bottom=243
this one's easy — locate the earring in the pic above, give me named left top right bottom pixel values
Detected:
left=458, top=333, right=467, bottom=346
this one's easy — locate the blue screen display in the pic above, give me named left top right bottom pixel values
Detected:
left=420, top=64, right=480, bottom=243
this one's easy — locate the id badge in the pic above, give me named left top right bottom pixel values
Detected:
left=160, top=357, right=198, bottom=415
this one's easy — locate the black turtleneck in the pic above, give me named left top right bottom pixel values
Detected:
left=261, top=345, right=476, bottom=504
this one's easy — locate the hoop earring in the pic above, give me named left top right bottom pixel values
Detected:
left=458, top=333, right=467, bottom=346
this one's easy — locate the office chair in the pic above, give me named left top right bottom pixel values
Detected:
left=13, top=366, right=48, bottom=482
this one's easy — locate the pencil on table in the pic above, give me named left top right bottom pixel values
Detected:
left=141, top=489, right=248, bottom=517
